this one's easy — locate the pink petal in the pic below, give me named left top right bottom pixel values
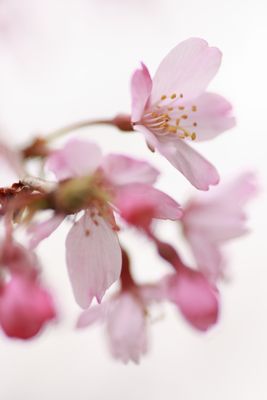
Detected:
left=156, top=134, right=219, bottom=190
left=182, top=172, right=258, bottom=279
left=27, top=214, right=65, bottom=250
left=115, top=183, right=183, bottom=225
left=131, top=62, right=152, bottom=122
left=184, top=232, right=223, bottom=282
left=65, top=211, right=122, bottom=309
left=101, top=154, right=159, bottom=186
left=165, top=269, right=219, bottom=331
left=150, top=38, right=222, bottom=105
left=46, top=139, right=102, bottom=180
left=106, top=293, right=147, bottom=363
left=77, top=303, right=107, bottom=328
left=186, top=92, right=236, bottom=141
left=183, top=172, right=257, bottom=242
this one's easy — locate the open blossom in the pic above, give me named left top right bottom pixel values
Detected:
left=29, top=138, right=182, bottom=309
left=154, top=240, right=219, bottom=331
left=131, top=38, right=235, bottom=190
left=78, top=292, right=148, bottom=363
left=77, top=250, right=163, bottom=363
left=113, top=194, right=219, bottom=332
left=181, top=172, right=258, bottom=282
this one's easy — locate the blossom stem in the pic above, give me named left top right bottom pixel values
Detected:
left=120, top=248, right=137, bottom=291
left=146, top=230, right=184, bottom=272
left=45, top=118, right=114, bottom=142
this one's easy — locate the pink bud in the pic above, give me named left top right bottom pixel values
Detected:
left=0, top=275, right=56, bottom=339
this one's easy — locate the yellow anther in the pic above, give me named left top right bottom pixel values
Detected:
left=179, top=134, right=185, bottom=139
left=181, top=114, right=188, bottom=119
left=161, top=95, right=167, bottom=100
left=167, top=126, right=177, bottom=133
left=160, top=122, right=168, bottom=128
left=191, top=132, right=196, bottom=140
left=192, top=105, right=197, bottom=112
left=178, top=106, right=185, bottom=110
left=176, top=118, right=180, bottom=126
left=168, top=107, right=173, bottom=111
left=151, top=112, right=158, bottom=118
left=184, top=132, right=190, bottom=137
left=170, top=93, right=177, bottom=99
left=161, top=113, right=169, bottom=119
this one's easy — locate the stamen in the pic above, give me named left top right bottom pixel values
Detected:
left=161, top=95, right=167, bottom=100
left=168, top=107, right=174, bottom=111
left=170, top=93, right=177, bottom=99
left=181, top=114, right=188, bottom=119
left=191, top=132, right=196, bottom=140
left=176, top=118, right=180, bottom=126
left=178, top=106, right=185, bottom=110
left=192, top=105, right=197, bottom=112
left=167, top=126, right=177, bottom=133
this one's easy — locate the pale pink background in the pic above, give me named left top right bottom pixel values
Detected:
left=0, top=0, right=266, bottom=399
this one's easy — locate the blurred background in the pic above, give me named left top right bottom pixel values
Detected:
left=0, top=0, right=266, bottom=398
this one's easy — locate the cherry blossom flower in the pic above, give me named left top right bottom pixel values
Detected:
left=28, top=138, right=182, bottom=309
left=111, top=193, right=219, bottom=332
left=131, top=38, right=235, bottom=190
left=153, top=240, right=219, bottom=331
left=181, top=172, right=258, bottom=282
left=77, top=249, right=163, bottom=363
left=78, top=292, right=148, bottom=363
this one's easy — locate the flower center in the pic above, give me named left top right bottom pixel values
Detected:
left=143, top=93, right=198, bottom=141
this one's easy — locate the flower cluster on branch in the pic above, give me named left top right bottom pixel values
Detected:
left=0, top=38, right=256, bottom=363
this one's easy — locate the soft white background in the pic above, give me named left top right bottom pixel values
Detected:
left=0, top=0, right=266, bottom=398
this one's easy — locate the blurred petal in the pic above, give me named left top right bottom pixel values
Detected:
left=106, top=293, right=147, bottom=363
left=27, top=214, right=64, bottom=249
left=182, top=172, right=258, bottom=279
left=184, top=232, right=223, bottom=281
left=115, top=182, right=183, bottom=225
left=65, top=211, right=122, bottom=308
left=165, top=269, right=219, bottom=331
left=46, top=139, right=102, bottom=180
left=77, top=303, right=107, bottom=328
left=101, top=154, right=159, bottom=185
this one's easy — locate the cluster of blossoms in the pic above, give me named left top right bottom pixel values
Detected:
left=0, top=38, right=256, bottom=363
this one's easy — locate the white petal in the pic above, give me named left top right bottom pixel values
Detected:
left=66, top=211, right=122, bottom=308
